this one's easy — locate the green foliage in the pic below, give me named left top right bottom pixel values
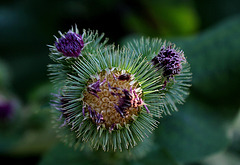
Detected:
left=175, top=15, right=240, bottom=108
left=0, top=60, right=10, bottom=89
left=0, top=83, right=57, bottom=155
left=123, top=0, right=199, bottom=37
left=155, top=97, right=228, bottom=163
left=39, top=142, right=179, bottom=165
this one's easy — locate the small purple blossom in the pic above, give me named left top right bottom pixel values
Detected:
left=152, top=45, right=185, bottom=78
left=87, top=79, right=106, bottom=98
left=55, top=31, right=84, bottom=57
left=113, top=88, right=150, bottom=117
left=0, top=100, right=13, bottom=121
left=51, top=93, right=72, bottom=126
left=114, top=104, right=125, bottom=118
left=113, top=89, right=131, bottom=118
left=118, top=89, right=132, bottom=107
left=88, top=106, right=104, bottom=125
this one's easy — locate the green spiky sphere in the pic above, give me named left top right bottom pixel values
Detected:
left=48, top=27, right=191, bottom=152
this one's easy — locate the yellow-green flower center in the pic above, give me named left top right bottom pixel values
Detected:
left=83, top=71, right=142, bottom=129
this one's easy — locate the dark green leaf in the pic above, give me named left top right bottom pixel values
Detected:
left=155, top=96, right=229, bottom=163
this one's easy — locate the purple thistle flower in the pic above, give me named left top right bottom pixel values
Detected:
left=87, top=79, right=106, bottom=98
left=113, top=88, right=149, bottom=118
left=51, top=93, right=72, bottom=125
left=152, top=45, right=185, bottom=78
left=87, top=106, right=104, bottom=125
left=55, top=31, right=84, bottom=57
left=114, top=89, right=133, bottom=118
left=0, top=100, right=13, bottom=121
left=95, top=113, right=104, bottom=124
left=114, top=104, right=125, bottom=118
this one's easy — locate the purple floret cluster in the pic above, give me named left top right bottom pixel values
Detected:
left=87, top=79, right=106, bottom=98
left=87, top=106, right=105, bottom=126
left=152, top=45, right=185, bottom=78
left=55, top=31, right=84, bottom=57
left=0, top=100, right=13, bottom=121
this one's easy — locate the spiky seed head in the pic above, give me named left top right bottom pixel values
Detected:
left=55, top=31, right=84, bottom=57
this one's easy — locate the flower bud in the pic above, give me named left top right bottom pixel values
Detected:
left=55, top=31, right=84, bottom=57
left=152, top=44, right=185, bottom=78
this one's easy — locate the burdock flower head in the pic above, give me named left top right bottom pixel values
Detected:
left=48, top=27, right=191, bottom=152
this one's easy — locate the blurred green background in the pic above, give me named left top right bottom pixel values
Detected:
left=0, top=0, right=240, bottom=164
